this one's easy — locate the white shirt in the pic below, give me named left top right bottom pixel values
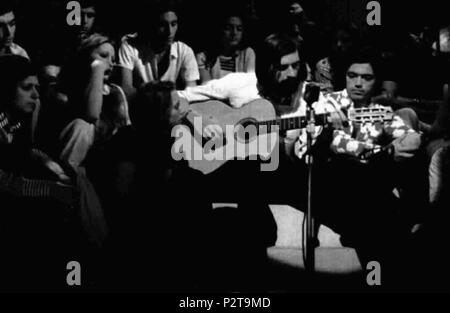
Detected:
left=118, top=34, right=199, bottom=86
left=178, top=72, right=260, bottom=108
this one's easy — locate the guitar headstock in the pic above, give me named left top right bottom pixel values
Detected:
left=348, top=106, right=394, bottom=124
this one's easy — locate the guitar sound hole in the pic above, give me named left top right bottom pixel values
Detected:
left=235, top=119, right=258, bottom=143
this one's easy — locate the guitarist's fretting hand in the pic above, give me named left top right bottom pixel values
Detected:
left=328, top=109, right=348, bottom=129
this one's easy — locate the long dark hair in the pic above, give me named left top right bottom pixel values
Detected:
left=201, top=10, right=250, bottom=69
left=0, top=55, right=37, bottom=113
left=136, top=0, right=181, bottom=42
left=130, top=81, right=176, bottom=133
left=130, top=81, right=181, bottom=169
left=342, top=46, right=383, bottom=95
left=0, top=55, right=37, bottom=153
left=255, top=33, right=303, bottom=98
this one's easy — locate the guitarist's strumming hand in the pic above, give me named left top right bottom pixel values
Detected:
left=188, top=110, right=223, bottom=140
left=391, top=132, right=422, bottom=162
left=203, top=124, right=223, bottom=139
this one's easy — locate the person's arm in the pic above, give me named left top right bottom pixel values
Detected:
left=185, top=80, right=197, bottom=88
left=83, top=60, right=107, bottom=123
left=384, top=113, right=422, bottom=161
left=181, top=44, right=200, bottom=88
left=118, top=39, right=137, bottom=100
left=177, top=72, right=259, bottom=107
left=383, top=114, right=417, bottom=140
left=198, top=68, right=212, bottom=85
left=244, top=47, right=256, bottom=73
left=330, top=129, right=378, bottom=158
left=30, top=148, right=72, bottom=184
left=120, top=67, right=137, bottom=100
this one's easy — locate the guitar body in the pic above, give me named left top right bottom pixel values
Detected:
left=184, top=99, right=279, bottom=175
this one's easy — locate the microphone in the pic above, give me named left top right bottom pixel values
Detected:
left=304, top=83, right=321, bottom=109
left=303, top=84, right=321, bottom=135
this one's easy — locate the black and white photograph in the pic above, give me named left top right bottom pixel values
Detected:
left=1, top=0, right=450, bottom=299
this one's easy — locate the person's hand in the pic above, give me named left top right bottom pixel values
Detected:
left=392, top=132, right=422, bottom=161
left=202, top=115, right=223, bottom=140
left=91, top=59, right=109, bottom=73
left=190, top=113, right=223, bottom=140
left=203, top=124, right=223, bottom=140
left=328, top=109, right=348, bottom=129
left=45, top=160, right=72, bottom=184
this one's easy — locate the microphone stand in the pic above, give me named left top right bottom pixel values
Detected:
left=303, top=85, right=320, bottom=274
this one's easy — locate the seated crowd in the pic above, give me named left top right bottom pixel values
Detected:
left=1, top=0, right=450, bottom=292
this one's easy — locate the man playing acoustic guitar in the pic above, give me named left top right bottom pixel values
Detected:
left=311, top=47, right=425, bottom=290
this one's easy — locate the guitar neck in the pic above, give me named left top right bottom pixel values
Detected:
left=256, top=113, right=329, bottom=132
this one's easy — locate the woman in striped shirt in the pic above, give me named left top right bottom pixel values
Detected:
left=0, top=55, right=78, bottom=291
left=0, top=55, right=73, bottom=202
left=196, top=11, right=256, bottom=84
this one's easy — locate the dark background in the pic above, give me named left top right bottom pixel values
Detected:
left=13, top=0, right=450, bottom=59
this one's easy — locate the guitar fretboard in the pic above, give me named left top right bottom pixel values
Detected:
left=255, top=113, right=329, bottom=132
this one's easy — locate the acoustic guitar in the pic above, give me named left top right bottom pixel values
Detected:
left=178, top=100, right=394, bottom=174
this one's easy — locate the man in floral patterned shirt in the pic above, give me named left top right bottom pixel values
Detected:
left=323, top=53, right=422, bottom=161
left=312, top=49, right=425, bottom=289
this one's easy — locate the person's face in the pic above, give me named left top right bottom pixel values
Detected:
left=157, top=11, right=178, bottom=46
left=332, top=29, right=352, bottom=54
left=275, top=51, right=300, bottom=83
left=40, top=65, right=61, bottom=91
left=270, top=51, right=301, bottom=96
left=381, top=80, right=398, bottom=98
left=289, top=2, right=304, bottom=16
left=14, top=76, right=40, bottom=115
left=346, top=63, right=376, bottom=104
left=222, top=16, right=243, bottom=48
left=80, top=6, right=96, bottom=36
left=90, top=42, right=115, bottom=81
left=168, top=90, right=188, bottom=125
left=0, top=11, right=16, bottom=49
